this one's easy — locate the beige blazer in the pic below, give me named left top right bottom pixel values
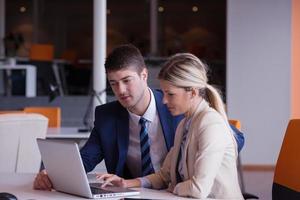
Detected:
left=146, top=100, right=243, bottom=199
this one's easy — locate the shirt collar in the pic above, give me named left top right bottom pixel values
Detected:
left=128, top=88, right=156, bottom=125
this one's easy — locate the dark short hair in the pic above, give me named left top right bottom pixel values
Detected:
left=104, top=44, right=146, bottom=73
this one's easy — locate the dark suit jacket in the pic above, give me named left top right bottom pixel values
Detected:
left=80, top=89, right=183, bottom=178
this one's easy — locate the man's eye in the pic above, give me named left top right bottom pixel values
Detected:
left=168, top=93, right=174, bottom=96
left=110, top=82, right=116, bottom=86
left=123, top=79, right=131, bottom=83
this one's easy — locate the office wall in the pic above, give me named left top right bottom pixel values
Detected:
left=227, top=0, right=291, bottom=165
left=0, top=0, right=4, bottom=57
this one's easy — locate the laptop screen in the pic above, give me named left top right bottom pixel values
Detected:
left=37, top=139, right=140, bottom=199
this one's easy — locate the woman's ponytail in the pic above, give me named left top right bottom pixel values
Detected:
left=205, top=84, right=228, bottom=121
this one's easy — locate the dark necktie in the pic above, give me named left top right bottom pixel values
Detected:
left=139, top=117, right=155, bottom=176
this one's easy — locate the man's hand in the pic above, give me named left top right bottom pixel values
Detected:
left=33, top=170, right=53, bottom=191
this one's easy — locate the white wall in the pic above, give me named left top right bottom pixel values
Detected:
left=227, top=0, right=292, bottom=165
left=0, top=0, right=4, bottom=57
left=0, top=0, right=5, bottom=95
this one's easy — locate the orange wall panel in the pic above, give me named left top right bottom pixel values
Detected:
left=292, top=0, right=300, bottom=118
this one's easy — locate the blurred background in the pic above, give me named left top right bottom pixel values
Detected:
left=1, top=0, right=226, bottom=96
left=1, top=1, right=300, bottom=198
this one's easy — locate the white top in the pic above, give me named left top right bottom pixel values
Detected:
left=126, top=89, right=167, bottom=177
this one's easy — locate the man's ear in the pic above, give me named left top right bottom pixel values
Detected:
left=141, top=68, right=148, bottom=81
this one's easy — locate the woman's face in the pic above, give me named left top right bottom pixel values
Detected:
left=160, top=80, right=192, bottom=116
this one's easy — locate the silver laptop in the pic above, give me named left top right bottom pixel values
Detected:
left=37, top=139, right=140, bottom=199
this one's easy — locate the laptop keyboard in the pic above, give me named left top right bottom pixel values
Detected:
left=89, top=182, right=103, bottom=188
left=90, top=183, right=114, bottom=194
left=89, top=183, right=140, bottom=199
left=90, top=182, right=140, bottom=195
left=90, top=186, right=114, bottom=194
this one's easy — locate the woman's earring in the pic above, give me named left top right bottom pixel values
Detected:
left=192, top=89, right=196, bottom=98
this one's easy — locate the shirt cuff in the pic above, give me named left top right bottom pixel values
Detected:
left=138, top=177, right=152, bottom=188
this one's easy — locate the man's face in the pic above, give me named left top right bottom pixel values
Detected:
left=107, top=66, right=148, bottom=109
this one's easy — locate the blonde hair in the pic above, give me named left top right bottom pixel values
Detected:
left=158, top=53, right=227, bottom=120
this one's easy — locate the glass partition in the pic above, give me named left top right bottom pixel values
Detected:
left=2, top=0, right=226, bottom=98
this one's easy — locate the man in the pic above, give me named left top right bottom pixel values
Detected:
left=34, top=44, right=244, bottom=190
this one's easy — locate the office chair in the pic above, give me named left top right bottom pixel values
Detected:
left=29, top=44, right=57, bottom=95
left=24, top=107, right=61, bottom=127
left=0, top=113, right=48, bottom=173
left=229, top=119, right=259, bottom=199
left=272, top=119, right=300, bottom=199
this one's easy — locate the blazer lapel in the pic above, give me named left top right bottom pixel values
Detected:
left=115, top=107, right=130, bottom=176
left=181, top=100, right=208, bottom=179
left=153, top=90, right=175, bottom=150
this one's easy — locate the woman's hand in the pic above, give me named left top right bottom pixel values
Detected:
left=167, top=183, right=175, bottom=193
left=96, top=173, right=127, bottom=188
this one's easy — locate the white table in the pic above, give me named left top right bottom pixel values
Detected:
left=46, top=127, right=91, bottom=149
left=47, top=127, right=90, bottom=139
left=0, top=173, right=192, bottom=200
left=0, top=64, right=37, bottom=97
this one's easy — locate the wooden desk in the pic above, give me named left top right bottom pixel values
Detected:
left=0, top=173, right=192, bottom=199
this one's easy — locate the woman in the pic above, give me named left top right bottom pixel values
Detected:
left=99, top=53, right=243, bottom=199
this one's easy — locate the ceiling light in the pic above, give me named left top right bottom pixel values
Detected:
left=158, top=6, right=164, bottom=13
left=192, top=6, right=198, bottom=12
left=20, top=6, right=26, bottom=13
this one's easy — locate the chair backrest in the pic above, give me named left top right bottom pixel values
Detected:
left=272, top=119, right=300, bottom=199
left=24, top=107, right=61, bottom=127
left=229, top=119, right=242, bottom=130
left=29, top=44, right=54, bottom=61
left=229, top=119, right=259, bottom=199
left=0, top=113, right=48, bottom=173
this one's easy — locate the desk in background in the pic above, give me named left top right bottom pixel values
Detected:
left=0, top=173, right=192, bottom=200
left=0, top=64, right=36, bottom=97
left=1, top=57, right=67, bottom=96
left=47, top=127, right=90, bottom=139
left=46, top=127, right=90, bottom=148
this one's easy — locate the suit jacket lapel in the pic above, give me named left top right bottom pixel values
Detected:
left=153, top=89, right=175, bottom=150
left=115, top=106, right=130, bottom=176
